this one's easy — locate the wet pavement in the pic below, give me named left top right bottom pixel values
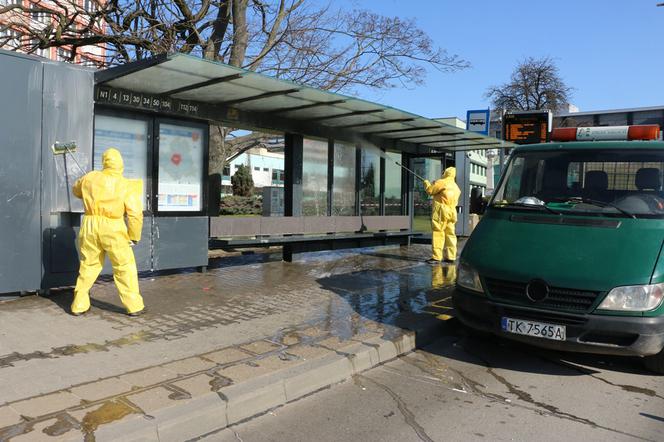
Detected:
left=202, top=326, right=664, bottom=442
left=0, top=244, right=456, bottom=441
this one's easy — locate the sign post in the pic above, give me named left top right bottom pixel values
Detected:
left=455, top=109, right=491, bottom=236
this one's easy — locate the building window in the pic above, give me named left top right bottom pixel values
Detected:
left=84, top=0, right=98, bottom=13
left=31, top=7, right=49, bottom=25
left=598, top=113, right=628, bottom=127
left=263, top=167, right=269, bottom=172
left=254, top=166, right=260, bottom=171
left=271, top=169, right=284, bottom=185
left=633, top=110, right=664, bottom=126
left=57, top=48, right=72, bottom=62
left=35, top=45, right=49, bottom=58
left=1, top=29, right=22, bottom=50
left=222, top=165, right=230, bottom=176
left=234, top=164, right=240, bottom=169
left=80, top=58, right=98, bottom=68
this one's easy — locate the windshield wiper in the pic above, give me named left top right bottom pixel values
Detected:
left=501, top=201, right=561, bottom=215
left=556, top=197, right=637, bottom=219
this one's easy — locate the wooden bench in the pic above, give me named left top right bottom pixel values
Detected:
left=209, top=216, right=420, bottom=262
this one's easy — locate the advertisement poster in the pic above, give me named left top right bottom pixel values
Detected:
left=94, top=115, right=149, bottom=198
left=157, top=124, right=204, bottom=212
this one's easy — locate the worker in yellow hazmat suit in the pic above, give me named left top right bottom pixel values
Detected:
left=423, top=167, right=461, bottom=264
left=70, top=148, right=145, bottom=316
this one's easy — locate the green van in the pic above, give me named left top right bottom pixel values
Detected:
left=453, top=130, right=664, bottom=373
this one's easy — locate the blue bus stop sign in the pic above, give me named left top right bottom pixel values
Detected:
left=466, top=109, right=490, bottom=135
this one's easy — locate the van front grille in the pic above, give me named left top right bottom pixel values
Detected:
left=485, top=278, right=600, bottom=313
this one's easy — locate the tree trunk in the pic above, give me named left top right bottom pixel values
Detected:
left=229, top=0, right=249, bottom=67
left=204, top=0, right=231, bottom=61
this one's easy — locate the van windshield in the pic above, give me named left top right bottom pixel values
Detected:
left=491, top=149, right=664, bottom=217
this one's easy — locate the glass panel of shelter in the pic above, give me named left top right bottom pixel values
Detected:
left=93, top=111, right=209, bottom=216
left=93, top=113, right=152, bottom=211
left=302, top=138, right=329, bottom=216
left=412, top=158, right=443, bottom=233
left=332, top=141, right=357, bottom=216
left=206, top=126, right=406, bottom=225
left=209, top=124, right=285, bottom=217
left=384, top=152, right=403, bottom=215
left=359, top=148, right=381, bottom=216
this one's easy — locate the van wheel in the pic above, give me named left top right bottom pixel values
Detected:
left=643, top=350, right=664, bottom=374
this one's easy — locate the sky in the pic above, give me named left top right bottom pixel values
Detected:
left=330, top=0, right=664, bottom=120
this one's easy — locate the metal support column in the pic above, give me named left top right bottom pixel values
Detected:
left=404, top=153, right=414, bottom=225
left=355, top=147, right=362, bottom=216
left=379, top=150, right=386, bottom=216
left=284, top=133, right=303, bottom=217
left=327, top=139, right=334, bottom=216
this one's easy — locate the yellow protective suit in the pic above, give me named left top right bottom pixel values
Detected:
left=424, top=167, right=461, bottom=262
left=71, top=148, right=145, bottom=315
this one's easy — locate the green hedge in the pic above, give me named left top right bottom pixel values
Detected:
left=219, top=195, right=262, bottom=215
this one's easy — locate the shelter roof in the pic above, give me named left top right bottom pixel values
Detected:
left=96, top=53, right=514, bottom=153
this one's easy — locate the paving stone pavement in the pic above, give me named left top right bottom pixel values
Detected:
left=0, top=244, right=459, bottom=441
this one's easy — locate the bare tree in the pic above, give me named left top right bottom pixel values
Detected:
left=485, top=56, right=573, bottom=113
left=1, top=0, right=469, bottom=172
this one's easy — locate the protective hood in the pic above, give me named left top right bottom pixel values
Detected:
left=442, top=167, right=456, bottom=179
left=102, top=148, right=124, bottom=176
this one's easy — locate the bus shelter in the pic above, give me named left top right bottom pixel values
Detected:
left=0, top=50, right=511, bottom=296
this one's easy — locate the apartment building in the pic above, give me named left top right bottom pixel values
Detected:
left=0, top=0, right=105, bottom=65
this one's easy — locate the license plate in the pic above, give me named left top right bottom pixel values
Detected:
left=501, top=317, right=566, bottom=341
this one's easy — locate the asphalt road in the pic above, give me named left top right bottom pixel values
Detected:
left=195, top=321, right=664, bottom=442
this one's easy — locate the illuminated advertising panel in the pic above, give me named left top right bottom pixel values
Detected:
left=157, top=123, right=205, bottom=212
left=93, top=115, right=149, bottom=199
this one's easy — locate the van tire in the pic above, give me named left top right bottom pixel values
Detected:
left=643, top=350, right=664, bottom=374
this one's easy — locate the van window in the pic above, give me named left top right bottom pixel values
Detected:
left=503, top=157, right=525, bottom=202
left=492, top=149, right=664, bottom=217
left=571, top=161, right=664, bottom=191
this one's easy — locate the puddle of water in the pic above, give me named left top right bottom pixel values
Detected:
left=318, top=266, right=448, bottom=327
left=0, top=351, right=51, bottom=368
left=0, top=421, right=34, bottom=441
left=80, top=400, right=137, bottom=442
left=167, top=388, right=192, bottom=401
left=52, top=343, right=109, bottom=357
left=43, top=413, right=79, bottom=437
left=617, top=384, right=658, bottom=397
left=209, top=375, right=232, bottom=391
left=109, top=331, right=153, bottom=348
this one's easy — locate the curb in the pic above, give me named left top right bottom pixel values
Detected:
left=100, top=332, right=418, bottom=442
left=0, top=317, right=451, bottom=442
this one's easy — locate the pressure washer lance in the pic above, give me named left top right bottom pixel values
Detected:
left=51, top=141, right=87, bottom=177
left=395, top=161, right=427, bottom=183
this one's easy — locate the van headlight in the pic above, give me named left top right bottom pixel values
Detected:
left=457, top=262, right=484, bottom=293
left=598, top=283, right=664, bottom=312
